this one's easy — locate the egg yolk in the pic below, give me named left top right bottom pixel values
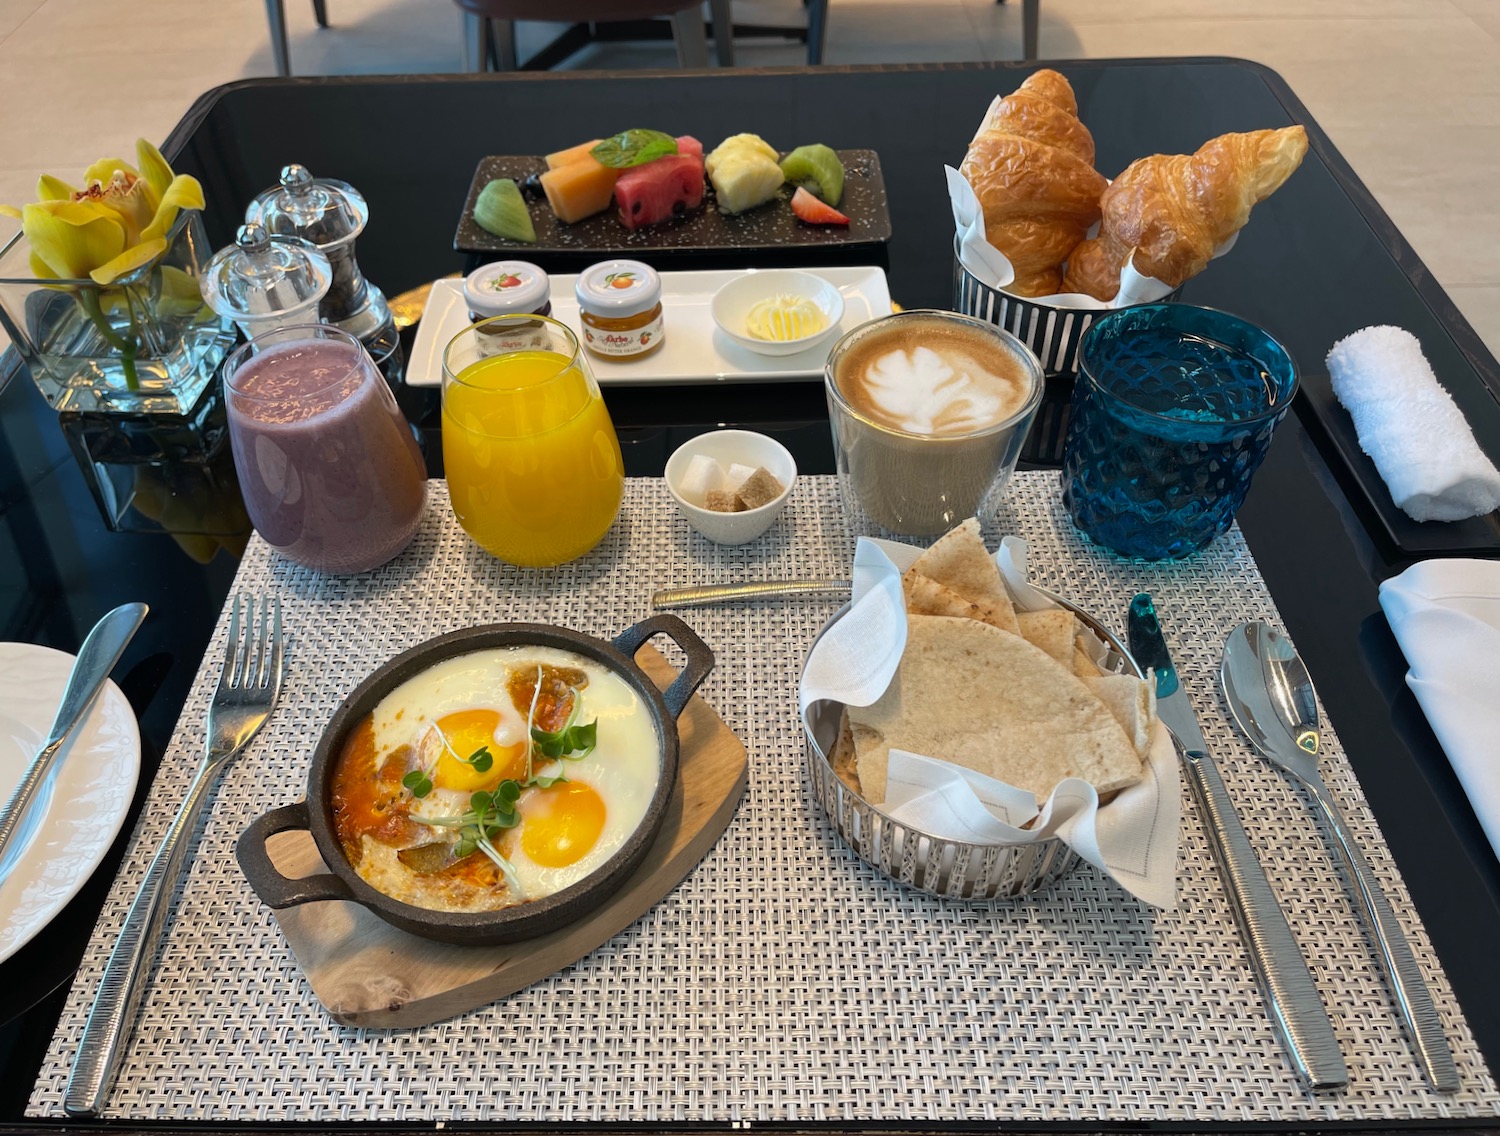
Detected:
left=431, top=709, right=527, bottom=792
left=519, top=781, right=607, bottom=867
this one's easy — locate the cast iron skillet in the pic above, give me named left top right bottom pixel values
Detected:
left=236, top=614, right=714, bottom=945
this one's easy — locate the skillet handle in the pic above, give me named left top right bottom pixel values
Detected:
left=613, top=614, right=716, bottom=720
left=235, top=801, right=357, bottom=908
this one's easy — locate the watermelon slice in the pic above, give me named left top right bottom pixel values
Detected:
left=615, top=135, right=706, bottom=230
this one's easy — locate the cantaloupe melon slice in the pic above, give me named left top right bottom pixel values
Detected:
left=540, top=157, right=620, bottom=224
left=544, top=139, right=603, bottom=170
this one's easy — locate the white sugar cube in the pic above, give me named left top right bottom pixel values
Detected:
left=679, top=454, right=726, bottom=506
left=726, top=463, right=758, bottom=490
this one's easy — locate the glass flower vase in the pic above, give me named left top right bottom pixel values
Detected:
left=0, top=210, right=236, bottom=414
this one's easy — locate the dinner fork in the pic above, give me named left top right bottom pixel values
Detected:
left=65, top=595, right=284, bottom=1119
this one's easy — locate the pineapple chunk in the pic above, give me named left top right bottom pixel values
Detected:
left=706, top=133, right=785, bottom=215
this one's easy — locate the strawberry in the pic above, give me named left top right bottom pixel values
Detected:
left=790, top=186, right=850, bottom=226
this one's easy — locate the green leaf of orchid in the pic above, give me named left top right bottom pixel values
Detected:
left=136, top=139, right=175, bottom=200
left=22, top=200, right=125, bottom=280
left=157, top=265, right=208, bottom=317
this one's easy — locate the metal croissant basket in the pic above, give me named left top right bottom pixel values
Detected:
left=952, top=238, right=1183, bottom=465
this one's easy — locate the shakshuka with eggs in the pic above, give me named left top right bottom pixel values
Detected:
left=330, top=646, right=659, bottom=913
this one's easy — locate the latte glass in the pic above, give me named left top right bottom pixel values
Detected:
left=824, top=309, right=1044, bottom=537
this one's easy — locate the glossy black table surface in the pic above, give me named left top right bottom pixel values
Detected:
left=1, top=59, right=1498, bottom=1130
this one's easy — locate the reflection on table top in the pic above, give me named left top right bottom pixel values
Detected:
left=2, top=58, right=1499, bottom=1129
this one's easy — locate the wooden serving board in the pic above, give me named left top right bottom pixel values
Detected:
left=263, top=645, right=747, bottom=1029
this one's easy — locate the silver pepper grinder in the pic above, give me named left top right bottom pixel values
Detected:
left=247, top=164, right=404, bottom=383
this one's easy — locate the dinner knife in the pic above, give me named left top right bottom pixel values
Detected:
left=1126, top=593, right=1347, bottom=1093
left=0, top=603, right=148, bottom=878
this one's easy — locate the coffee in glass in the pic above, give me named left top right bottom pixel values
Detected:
left=824, top=310, right=1043, bottom=536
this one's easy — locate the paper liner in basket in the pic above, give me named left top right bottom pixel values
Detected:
left=946, top=166, right=1234, bottom=310
left=799, top=534, right=1179, bottom=909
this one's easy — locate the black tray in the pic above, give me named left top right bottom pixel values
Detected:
left=1298, top=371, right=1500, bottom=555
left=454, top=148, right=891, bottom=256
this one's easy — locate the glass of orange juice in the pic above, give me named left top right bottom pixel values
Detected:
left=442, top=315, right=624, bottom=566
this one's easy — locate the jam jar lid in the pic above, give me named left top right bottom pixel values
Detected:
left=464, top=261, right=551, bottom=318
left=201, top=223, right=332, bottom=324
left=247, top=163, right=369, bottom=251
left=575, top=260, right=662, bottom=319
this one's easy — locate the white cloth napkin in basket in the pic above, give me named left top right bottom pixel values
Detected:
left=1379, top=558, right=1500, bottom=861
left=799, top=536, right=1180, bottom=909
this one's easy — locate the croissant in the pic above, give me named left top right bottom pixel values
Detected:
left=959, top=69, right=1108, bottom=297
left=1061, top=126, right=1309, bottom=301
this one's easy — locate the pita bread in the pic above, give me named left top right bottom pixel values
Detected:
left=905, top=518, right=1019, bottom=633
left=848, top=615, right=1145, bottom=803
left=905, top=572, right=1016, bottom=633
left=1072, top=646, right=1103, bottom=678
left=1084, top=674, right=1156, bottom=766
left=1017, top=609, right=1076, bottom=667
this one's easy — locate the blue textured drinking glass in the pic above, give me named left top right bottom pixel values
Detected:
left=1060, top=304, right=1297, bottom=560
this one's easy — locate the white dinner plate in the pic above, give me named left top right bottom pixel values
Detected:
left=406, top=265, right=893, bottom=387
left=0, top=642, right=141, bottom=964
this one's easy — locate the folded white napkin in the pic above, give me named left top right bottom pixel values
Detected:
left=946, top=166, right=1233, bottom=309
left=1326, top=325, right=1500, bottom=522
left=800, top=535, right=1180, bottom=909
left=1379, top=558, right=1500, bottom=862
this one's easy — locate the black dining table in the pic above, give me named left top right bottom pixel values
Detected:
left=1, top=57, right=1498, bottom=1130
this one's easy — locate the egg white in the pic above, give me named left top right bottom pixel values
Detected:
left=364, top=646, right=661, bottom=908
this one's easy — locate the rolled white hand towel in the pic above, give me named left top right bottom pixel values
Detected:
left=1326, top=325, right=1500, bottom=522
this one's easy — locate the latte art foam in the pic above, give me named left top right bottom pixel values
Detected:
left=836, top=320, right=1033, bottom=437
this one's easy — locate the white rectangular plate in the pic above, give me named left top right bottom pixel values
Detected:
left=406, top=266, right=892, bottom=387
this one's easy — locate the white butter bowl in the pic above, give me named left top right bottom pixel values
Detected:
left=710, top=270, right=846, bottom=357
left=665, top=430, right=797, bottom=545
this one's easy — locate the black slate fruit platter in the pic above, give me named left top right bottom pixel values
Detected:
left=453, top=149, right=891, bottom=256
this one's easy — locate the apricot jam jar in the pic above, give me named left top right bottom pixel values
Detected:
left=575, top=260, right=664, bottom=360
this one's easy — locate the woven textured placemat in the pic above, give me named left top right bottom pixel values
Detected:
left=28, top=474, right=1498, bottom=1122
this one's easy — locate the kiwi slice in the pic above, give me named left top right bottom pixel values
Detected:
left=473, top=178, right=536, bottom=242
left=779, top=144, right=845, bottom=207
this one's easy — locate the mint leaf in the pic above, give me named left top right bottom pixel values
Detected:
left=591, top=129, right=677, bottom=169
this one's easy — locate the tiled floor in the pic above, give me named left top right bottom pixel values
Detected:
left=0, top=0, right=1496, bottom=355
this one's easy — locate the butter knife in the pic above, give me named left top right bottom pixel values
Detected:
left=1127, top=593, right=1347, bottom=1092
left=651, top=579, right=851, bottom=610
left=0, top=603, right=148, bottom=878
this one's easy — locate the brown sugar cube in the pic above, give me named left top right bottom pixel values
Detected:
left=705, top=488, right=745, bottom=513
left=734, top=467, right=785, bottom=510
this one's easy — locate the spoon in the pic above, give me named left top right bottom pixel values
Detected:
left=1220, top=621, right=1459, bottom=1093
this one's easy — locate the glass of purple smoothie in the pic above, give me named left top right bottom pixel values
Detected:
left=224, top=325, right=426, bottom=573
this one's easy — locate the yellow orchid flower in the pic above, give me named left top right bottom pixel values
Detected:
left=0, top=138, right=209, bottom=391
left=1, top=139, right=204, bottom=286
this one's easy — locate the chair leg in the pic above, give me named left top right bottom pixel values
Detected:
left=491, top=17, right=518, bottom=71
left=312, top=0, right=328, bottom=28
left=671, top=7, right=710, bottom=67
left=709, top=0, right=733, bottom=66
left=461, top=10, right=486, bottom=71
left=264, top=0, right=292, bottom=76
left=1022, top=0, right=1039, bottom=59
left=806, top=0, right=828, bottom=64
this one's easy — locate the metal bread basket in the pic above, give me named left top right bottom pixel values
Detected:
left=803, top=587, right=1143, bottom=900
